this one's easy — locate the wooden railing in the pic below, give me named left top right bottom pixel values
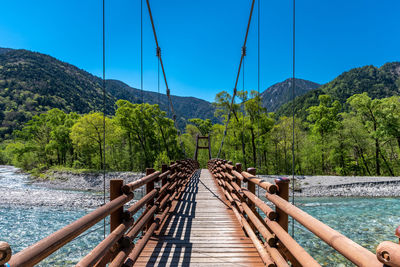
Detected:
left=208, top=158, right=399, bottom=267
left=0, top=159, right=198, bottom=267
left=376, top=225, right=400, bottom=267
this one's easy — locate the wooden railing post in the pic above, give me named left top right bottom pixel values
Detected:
left=275, top=177, right=290, bottom=232
left=247, top=168, right=257, bottom=232
left=194, top=134, right=199, bottom=161
left=146, top=168, right=155, bottom=230
left=161, top=164, right=168, bottom=186
left=110, top=179, right=124, bottom=232
left=247, top=168, right=256, bottom=212
left=235, top=163, right=242, bottom=187
left=170, top=161, right=175, bottom=177
left=208, top=135, right=212, bottom=159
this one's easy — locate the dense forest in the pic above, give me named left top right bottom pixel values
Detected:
left=0, top=48, right=216, bottom=139
left=2, top=89, right=400, bottom=177
left=277, top=62, right=400, bottom=119
left=1, top=47, right=400, bottom=176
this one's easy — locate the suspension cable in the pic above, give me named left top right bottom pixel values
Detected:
left=139, top=0, right=146, bottom=175
left=141, top=0, right=144, bottom=104
left=257, top=0, right=261, bottom=169
left=242, top=51, right=246, bottom=168
left=156, top=47, right=161, bottom=152
left=102, top=0, right=106, bottom=239
left=145, top=0, right=186, bottom=157
left=291, top=0, right=296, bottom=237
left=145, top=0, right=173, bottom=115
left=157, top=47, right=161, bottom=106
left=217, top=0, right=255, bottom=158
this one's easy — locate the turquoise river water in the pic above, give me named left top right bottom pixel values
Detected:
left=0, top=166, right=399, bottom=266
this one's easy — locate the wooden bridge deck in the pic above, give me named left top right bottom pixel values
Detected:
left=135, top=169, right=264, bottom=267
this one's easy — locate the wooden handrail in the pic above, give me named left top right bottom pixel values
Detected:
left=123, top=188, right=158, bottom=219
left=76, top=218, right=134, bottom=267
left=209, top=159, right=318, bottom=266
left=241, top=216, right=275, bottom=267
left=376, top=241, right=400, bottom=266
left=2, top=158, right=199, bottom=267
left=8, top=193, right=133, bottom=267
left=266, top=192, right=381, bottom=266
left=208, top=158, right=385, bottom=267
left=0, top=241, right=11, bottom=265
left=122, top=171, right=161, bottom=194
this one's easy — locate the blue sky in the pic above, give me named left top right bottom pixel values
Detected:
left=1, top=0, right=399, bottom=102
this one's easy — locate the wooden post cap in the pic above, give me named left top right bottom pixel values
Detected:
left=0, top=241, right=11, bottom=265
left=247, top=167, right=256, bottom=175
left=275, top=177, right=290, bottom=184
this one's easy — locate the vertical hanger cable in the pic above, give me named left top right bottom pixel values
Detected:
left=102, top=0, right=106, bottom=239
left=291, top=0, right=296, bottom=237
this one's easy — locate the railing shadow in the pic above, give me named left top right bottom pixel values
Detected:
left=145, top=169, right=200, bottom=266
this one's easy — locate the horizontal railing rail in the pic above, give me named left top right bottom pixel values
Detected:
left=1, top=159, right=199, bottom=267
left=208, top=158, right=390, bottom=267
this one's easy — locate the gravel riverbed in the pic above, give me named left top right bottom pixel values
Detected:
left=259, top=175, right=400, bottom=197
left=0, top=166, right=143, bottom=209
left=2, top=166, right=400, bottom=209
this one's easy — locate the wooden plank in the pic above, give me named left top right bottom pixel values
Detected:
left=136, top=169, right=266, bottom=266
left=139, top=252, right=261, bottom=257
left=142, top=247, right=258, bottom=253
left=136, top=257, right=264, bottom=263
left=136, top=264, right=265, bottom=267
left=144, top=243, right=257, bottom=248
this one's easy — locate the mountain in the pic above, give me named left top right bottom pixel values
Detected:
left=0, top=48, right=215, bottom=139
left=0, top=48, right=13, bottom=55
left=106, top=80, right=216, bottom=127
left=276, top=62, right=400, bottom=119
left=260, top=78, right=320, bottom=112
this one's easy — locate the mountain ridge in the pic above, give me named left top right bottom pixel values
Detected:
left=261, top=78, right=320, bottom=112
left=4, top=46, right=395, bottom=140
left=276, top=62, right=400, bottom=119
left=0, top=47, right=216, bottom=138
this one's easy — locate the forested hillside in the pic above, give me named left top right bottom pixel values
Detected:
left=106, top=79, right=217, bottom=127
left=261, top=78, right=320, bottom=112
left=0, top=48, right=114, bottom=139
left=0, top=48, right=215, bottom=139
left=277, top=62, right=400, bottom=119
left=2, top=46, right=400, bottom=177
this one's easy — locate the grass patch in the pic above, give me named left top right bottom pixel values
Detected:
left=28, top=166, right=103, bottom=180
left=48, top=165, right=102, bottom=174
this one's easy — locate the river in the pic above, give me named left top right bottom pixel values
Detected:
left=0, top=166, right=399, bottom=266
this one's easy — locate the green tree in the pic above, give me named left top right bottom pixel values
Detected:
left=307, top=95, right=341, bottom=172
left=70, top=112, right=112, bottom=169
left=188, top=118, right=212, bottom=136
left=347, top=93, right=387, bottom=175
left=115, top=100, right=180, bottom=169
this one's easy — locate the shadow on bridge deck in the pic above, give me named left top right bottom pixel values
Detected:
left=135, top=169, right=264, bottom=267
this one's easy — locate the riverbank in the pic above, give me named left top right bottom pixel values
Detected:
left=0, top=166, right=136, bottom=209
left=260, top=175, right=400, bottom=197
left=28, top=169, right=400, bottom=197
left=2, top=166, right=400, bottom=210
left=33, top=168, right=400, bottom=197
left=33, top=169, right=144, bottom=191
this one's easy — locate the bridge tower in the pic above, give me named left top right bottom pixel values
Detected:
left=194, top=134, right=212, bottom=161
